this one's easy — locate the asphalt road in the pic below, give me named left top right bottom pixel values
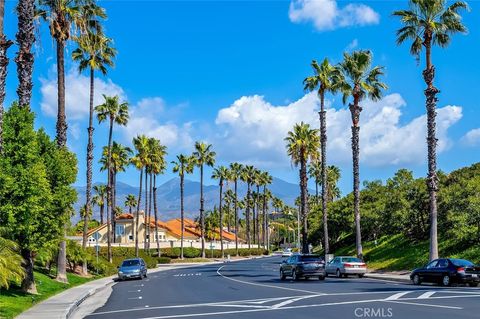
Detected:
left=86, top=256, right=480, bottom=319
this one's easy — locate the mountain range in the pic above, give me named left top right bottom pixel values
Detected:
left=73, top=177, right=305, bottom=224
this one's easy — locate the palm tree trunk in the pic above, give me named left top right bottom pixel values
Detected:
left=252, top=193, right=256, bottom=246
left=83, top=67, right=95, bottom=249
left=106, top=119, right=113, bottom=263
left=262, top=186, right=267, bottom=249
left=234, top=179, right=239, bottom=256
left=299, top=155, right=309, bottom=254
left=320, top=92, right=329, bottom=255
left=148, top=172, right=153, bottom=252
left=180, top=172, right=185, bottom=259
left=200, top=164, right=205, bottom=258
left=15, top=0, right=35, bottom=109
left=153, top=174, right=160, bottom=257
left=130, top=205, right=134, bottom=243
left=135, top=170, right=143, bottom=257
left=55, top=39, right=67, bottom=147
left=423, top=41, right=440, bottom=261
left=144, top=169, right=149, bottom=251
left=219, top=180, right=224, bottom=258
left=100, top=200, right=104, bottom=225
left=112, top=171, right=117, bottom=243
left=246, top=183, right=251, bottom=249
left=350, top=100, right=363, bottom=259
left=0, top=0, right=13, bottom=153
left=256, top=186, right=260, bottom=248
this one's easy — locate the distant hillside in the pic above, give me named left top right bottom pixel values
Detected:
left=73, top=176, right=308, bottom=224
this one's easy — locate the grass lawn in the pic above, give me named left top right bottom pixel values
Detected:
left=0, top=271, right=95, bottom=319
left=169, top=258, right=211, bottom=263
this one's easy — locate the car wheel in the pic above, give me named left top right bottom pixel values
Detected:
left=358, top=274, right=364, bottom=278
left=469, top=282, right=479, bottom=287
left=319, top=275, right=325, bottom=281
left=442, top=275, right=451, bottom=287
left=336, top=269, right=341, bottom=278
left=412, top=274, right=421, bottom=285
left=292, top=269, right=298, bottom=281
left=280, top=270, right=286, bottom=281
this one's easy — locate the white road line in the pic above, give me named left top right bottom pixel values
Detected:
left=270, top=295, right=318, bottom=309
left=127, top=290, right=141, bottom=293
left=417, top=291, right=435, bottom=299
left=216, top=265, right=324, bottom=295
left=384, top=300, right=462, bottom=309
left=384, top=291, right=412, bottom=300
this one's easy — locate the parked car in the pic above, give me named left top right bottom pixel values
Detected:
left=410, top=258, right=480, bottom=287
left=118, top=258, right=147, bottom=281
left=280, top=254, right=326, bottom=280
left=282, top=248, right=293, bottom=257
left=325, top=256, right=367, bottom=278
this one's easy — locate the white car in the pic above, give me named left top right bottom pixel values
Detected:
left=325, top=256, right=367, bottom=278
left=282, top=248, right=293, bottom=257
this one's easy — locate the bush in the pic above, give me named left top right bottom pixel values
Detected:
left=158, top=257, right=171, bottom=264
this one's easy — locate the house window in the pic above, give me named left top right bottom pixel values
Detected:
left=115, top=225, right=125, bottom=236
left=128, top=235, right=133, bottom=241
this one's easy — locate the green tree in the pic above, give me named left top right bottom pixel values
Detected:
left=285, top=122, right=320, bottom=253
left=172, top=154, right=194, bottom=259
left=93, top=184, right=106, bottom=224
left=338, top=50, right=387, bottom=258
left=212, top=165, right=230, bottom=258
left=95, top=95, right=129, bottom=262
left=229, top=162, right=244, bottom=255
left=0, top=103, right=54, bottom=293
left=304, top=58, right=341, bottom=255
left=192, top=142, right=216, bottom=258
left=394, top=0, right=468, bottom=261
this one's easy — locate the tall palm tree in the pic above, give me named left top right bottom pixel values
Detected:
left=253, top=168, right=263, bottom=247
left=73, top=29, right=115, bottom=249
left=325, top=165, right=341, bottom=202
left=304, top=58, right=340, bottom=255
left=172, top=154, right=194, bottom=259
left=224, top=189, right=235, bottom=232
left=0, top=0, right=13, bottom=152
left=95, top=95, right=129, bottom=262
left=229, top=162, right=243, bottom=255
left=15, top=0, right=35, bottom=109
left=124, top=194, right=137, bottom=243
left=148, top=138, right=167, bottom=256
left=192, top=142, right=216, bottom=258
left=212, top=166, right=230, bottom=258
left=92, top=184, right=106, bottom=224
left=259, top=171, right=272, bottom=248
left=131, top=135, right=149, bottom=257
left=393, top=0, right=467, bottom=261
left=308, top=160, right=321, bottom=200
left=285, top=122, right=320, bottom=253
left=100, top=142, right=132, bottom=242
left=240, top=165, right=256, bottom=249
left=338, top=50, right=387, bottom=258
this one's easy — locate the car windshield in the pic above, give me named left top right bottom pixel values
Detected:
left=122, top=260, right=140, bottom=267
left=299, top=256, right=321, bottom=262
left=342, top=257, right=362, bottom=263
left=451, top=259, right=474, bottom=267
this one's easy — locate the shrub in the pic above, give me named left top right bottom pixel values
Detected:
left=158, top=257, right=171, bottom=264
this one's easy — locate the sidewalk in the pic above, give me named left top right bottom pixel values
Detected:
left=365, top=271, right=411, bottom=283
left=17, top=255, right=271, bottom=319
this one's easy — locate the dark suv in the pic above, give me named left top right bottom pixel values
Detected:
left=280, top=254, right=326, bottom=281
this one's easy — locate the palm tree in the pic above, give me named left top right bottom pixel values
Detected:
left=304, top=58, right=340, bottom=255
left=212, top=166, right=230, bottom=258
left=95, top=95, right=129, bottom=262
left=285, top=122, right=320, bottom=253
left=0, top=0, right=13, bottom=152
left=100, top=142, right=132, bottom=243
left=192, top=142, right=216, bottom=258
left=240, top=165, right=256, bottom=249
left=224, top=189, right=235, bottom=232
left=172, top=154, right=194, bottom=259
left=325, top=165, right=341, bottom=202
left=338, top=50, right=387, bottom=258
left=148, top=138, right=167, bottom=256
left=259, top=171, right=272, bottom=248
left=308, top=160, right=321, bottom=200
left=15, top=0, right=35, bottom=109
left=131, top=135, right=149, bottom=257
left=92, top=184, right=106, bottom=224
left=229, top=162, right=243, bottom=255
left=124, top=194, right=137, bottom=243
left=393, top=0, right=467, bottom=261
left=0, top=230, right=25, bottom=289
left=73, top=26, right=115, bottom=249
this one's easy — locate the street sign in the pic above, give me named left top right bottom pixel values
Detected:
left=95, top=245, right=100, bottom=253
left=92, top=232, right=101, bottom=241
left=209, top=244, right=215, bottom=249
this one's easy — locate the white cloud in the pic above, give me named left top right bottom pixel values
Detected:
left=288, top=0, right=380, bottom=31
left=462, top=128, right=480, bottom=146
left=119, top=97, right=193, bottom=149
left=214, top=93, right=462, bottom=167
left=347, top=38, right=358, bottom=51
left=40, top=68, right=126, bottom=120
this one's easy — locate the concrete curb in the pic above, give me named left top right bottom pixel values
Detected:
left=365, top=273, right=411, bottom=284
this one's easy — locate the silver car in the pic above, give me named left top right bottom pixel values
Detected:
left=325, top=256, right=367, bottom=278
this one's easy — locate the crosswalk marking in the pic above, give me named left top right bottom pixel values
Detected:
left=417, top=291, right=436, bottom=299
left=174, top=273, right=202, bottom=277
left=384, top=291, right=412, bottom=300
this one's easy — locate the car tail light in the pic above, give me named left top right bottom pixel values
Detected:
left=457, top=267, right=465, bottom=274
left=344, top=263, right=352, bottom=268
left=360, top=263, right=366, bottom=267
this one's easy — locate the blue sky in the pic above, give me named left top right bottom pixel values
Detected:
left=3, top=0, right=480, bottom=195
